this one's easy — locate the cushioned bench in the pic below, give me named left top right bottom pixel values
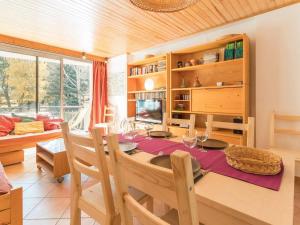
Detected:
left=0, top=130, right=62, bottom=166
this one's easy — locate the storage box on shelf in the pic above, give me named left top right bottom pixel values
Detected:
left=127, top=54, right=170, bottom=117
left=170, top=34, right=249, bottom=145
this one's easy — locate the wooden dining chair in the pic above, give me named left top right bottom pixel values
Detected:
left=269, top=112, right=300, bottom=148
left=269, top=112, right=300, bottom=177
left=94, top=105, right=115, bottom=134
left=162, top=113, right=196, bottom=136
left=61, top=123, right=152, bottom=225
left=107, top=133, right=199, bottom=225
left=206, top=115, right=255, bottom=147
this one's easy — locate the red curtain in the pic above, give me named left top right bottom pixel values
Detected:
left=88, top=61, right=107, bottom=131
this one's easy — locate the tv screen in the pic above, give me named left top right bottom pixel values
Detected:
left=136, top=99, right=162, bottom=124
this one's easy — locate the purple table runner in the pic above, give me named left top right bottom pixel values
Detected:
left=119, top=135, right=284, bottom=191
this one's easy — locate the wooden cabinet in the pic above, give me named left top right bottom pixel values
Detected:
left=191, top=87, right=243, bottom=115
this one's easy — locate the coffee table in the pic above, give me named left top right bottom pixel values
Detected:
left=36, top=138, right=70, bottom=183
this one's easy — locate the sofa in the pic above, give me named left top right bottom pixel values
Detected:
left=0, top=130, right=62, bottom=166
left=0, top=114, right=62, bottom=166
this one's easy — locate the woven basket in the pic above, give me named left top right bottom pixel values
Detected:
left=224, top=146, right=282, bottom=175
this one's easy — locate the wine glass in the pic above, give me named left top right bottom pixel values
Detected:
left=182, top=131, right=197, bottom=149
left=197, top=130, right=209, bottom=152
left=120, top=119, right=128, bottom=136
left=144, top=123, right=154, bottom=140
left=124, top=120, right=138, bottom=141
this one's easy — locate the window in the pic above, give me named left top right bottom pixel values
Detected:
left=63, top=59, right=92, bottom=129
left=0, top=49, right=92, bottom=129
left=0, top=51, right=36, bottom=115
left=38, top=57, right=61, bottom=118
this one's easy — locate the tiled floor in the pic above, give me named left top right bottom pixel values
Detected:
left=3, top=148, right=300, bottom=225
left=4, top=148, right=97, bottom=225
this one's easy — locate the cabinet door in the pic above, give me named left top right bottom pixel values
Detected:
left=191, top=87, right=243, bottom=115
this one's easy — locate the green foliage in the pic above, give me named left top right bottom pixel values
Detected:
left=0, top=54, right=90, bottom=119
left=64, top=64, right=79, bottom=106
left=0, top=56, right=36, bottom=111
left=0, top=56, right=10, bottom=107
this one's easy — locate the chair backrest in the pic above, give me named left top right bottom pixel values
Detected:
left=270, top=112, right=300, bottom=148
left=104, top=105, right=115, bottom=123
left=162, top=113, right=196, bottom=136
left=206, top=115, right=255, bottom=147
left=107, top=134, right=199, bottom=225
left=61, top=122, right=116, bottom=223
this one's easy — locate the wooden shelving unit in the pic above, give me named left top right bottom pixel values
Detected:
left=171, top=84, right=243, bottom=91
left=169, top=34, right=249, bottom=145
left=128, top=89, right=166, bottom=94
left=127, top=54, right=170, bottom=117
left=128, top=71, right=165, bottom=79
left=127, top=34, right=249, bottom=145
left=129, top=55, right=166, bottom=66
left=171, top=58, right=243, bottom=72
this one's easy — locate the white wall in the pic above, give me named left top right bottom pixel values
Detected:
left=108, top=4, right=300, bottom=150
left=255, top=5, right=300, bottom=150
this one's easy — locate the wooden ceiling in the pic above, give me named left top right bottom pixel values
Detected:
left=0, top=0, right=298, bottom=57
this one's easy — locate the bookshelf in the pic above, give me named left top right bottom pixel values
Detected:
left=127, top=54, right=170, bottom=117
left=170, top=34, right=249, bottom=145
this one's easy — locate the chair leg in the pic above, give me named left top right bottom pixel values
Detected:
left=70, top=185, right=81, bottom=225
left=112, top=214, right=121, bottom=225
left=70, top=201, right=81, bottom=225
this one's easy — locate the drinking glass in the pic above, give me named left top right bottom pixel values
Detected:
left=182, top=131, right=197, bottom=149
left=197, top=130, right=209, bottom=152
left=120, top=119, right=128, bottom=136
left=123, top=120, right=138, bottom=141
left=144, top=123, right=154, bottom=140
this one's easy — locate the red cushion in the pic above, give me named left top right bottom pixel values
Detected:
left=36, top=115, right=63, bottom=131
left=0, top=131, right=8, bottom=137
left=5, top=116, right=21, bottom=130
left=44, top=119, right=64, bottom=131
left=0, top=163, right=12, bottom=194
left=36, top=114, right=50, bottom=121
left=0, top=116, right=14, bottom=136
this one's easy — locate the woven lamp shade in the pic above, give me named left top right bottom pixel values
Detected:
left=130, top=0, right=200, bottom=12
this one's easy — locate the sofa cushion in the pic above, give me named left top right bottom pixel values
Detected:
left=0, top=116, right=14, bottom=137
left=36, top=114, right=50, bottom=121
left=36, top=115, right=63, bottom=131
left=6, top=116, right=22, bottom=130
left=0, top=163, right=12, bottom=194
left=14, top=121, right=44, bottom=135
left=44, top=119, right=64, bottom=131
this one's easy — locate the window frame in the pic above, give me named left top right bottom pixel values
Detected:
left=0, top=43, right=93, bottom=121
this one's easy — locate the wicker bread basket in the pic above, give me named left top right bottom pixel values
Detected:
left=224, top=146, right=282, bottom=175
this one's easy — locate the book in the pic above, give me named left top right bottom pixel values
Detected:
left=224, top=42, right=235, bottom=60
left=235, top=40, right=243, bottom=59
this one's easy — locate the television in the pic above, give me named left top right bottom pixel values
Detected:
left=136, top=99, right=163, bottom=124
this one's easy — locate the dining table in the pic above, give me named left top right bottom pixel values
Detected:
left=112, top=134, right=295, bottom=225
